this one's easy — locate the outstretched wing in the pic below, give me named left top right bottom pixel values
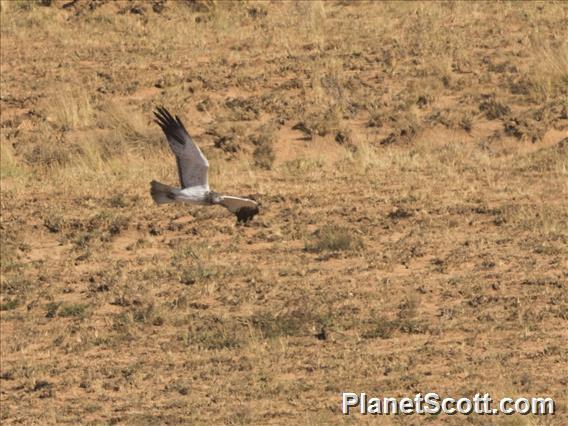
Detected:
left=154, top=106, right=209, bottom=188
left=216, top=195, right=258, bottom=213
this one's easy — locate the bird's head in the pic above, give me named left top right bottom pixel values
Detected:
left=236, top=205, right=260, bottom=224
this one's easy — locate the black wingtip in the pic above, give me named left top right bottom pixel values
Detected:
left=174, top=115, right=185, bottom=129
left=154, top=107, right=187, bottom=129
left=153, top=106, right=168, bottom=128
left=153, top=106, right=189, bottom=146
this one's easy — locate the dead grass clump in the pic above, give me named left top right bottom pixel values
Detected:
left=363, top=316, right=428, bottom=339
left=291, top=121, right=313, bottom=140
left=0, top=210, right=22, bottom=273
left=258, top=90, right=301, bottom=121
left=43, top=210, right=128, bottom=242
left=305, top=226, right=362, bottom=253
left=178, top=263, right=218, bottom=286
left=46, top=87, right=95, bottom=131
left=416, top=93, right=435, bottom=109
left=58, top=303, right=88, bottom=318
left=502, top=204, right=568, bottom=239
left=458, top=111, right=474, bottom=133
left=366, top=100, right=386, bottom=128
left=362, top=316, right=397, bottom=339
left=171, top=244, right=219, bottom=286
left=0, top=143, right=28, bottom=179
left=107, top=193, right=127, bottom=208
left=246, top=4, right=267, bottom=19
left=208, top=123, right=245, bottom=154
left=387, top=207, right=414, bottom=222
left=15, top=125, right=81, bottom=169
left=253, top=143, right=275, bottom=170
left=522, top=39, right=568, bottom=102
left=196, top=96, right=216, bottom=113
left=184, top=0, right=216, bottom=14
left=76, top=132, right=127, bottom=167
left=87, top=266, right=122, bottom=294
left=1, top=0, right=36, bottom=12
left=515, top=137, right=568, bottom=173
left=427, top=108, right=475, bottom=132
left=20, top=142, right=69, bottom=168
left=251, top=309, right=315, bottom=338
left=0, top=275, right=32, bottom=301
left=535, top=100, right=568, bottom=130
left=46, top=302, right=87, bottom=319
left=183, top=314, right=242, bottom=350
left=43, top=213, right=66, bottom=233
left=380, top=111, right=421, bottom=145
left=131, top=302, right=165, bottom=327
left=225, top=97, right=260, bottom=121
left=334, top=127, right=357, bottom=152
left=283, top=158, right=323, bottom=175
left=478, top=94, right=511, bottom=120
left=398, top=295, right=420, bottom=319
left=503, top=112, right=547, bottom=143
left=293, top=106, right=341, bottom=139
left=0, top=299, right=18, bottom=311
left=343, top=140, right=383, bottom=174
left=251, top=123, right=276, bottom=170
left=9, top=125, right=131, bottom=177
left=98, top=102, right=155, bottom=149
left=111, top=300, right=166, bottom=332
left=86, top=211, right=129, bottom=237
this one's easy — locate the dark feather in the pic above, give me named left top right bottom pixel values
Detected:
left=153, top=106, right=189, bottom=146
left=175, top=157, right=186, bottom=188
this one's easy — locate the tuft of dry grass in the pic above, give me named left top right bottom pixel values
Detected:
left=252, top=142, right=275, bottom=170
left=0, top=143, right=27, bottom=180
left=523, top=38, right=568, bottom=102
left=46, top=86, right=95, bottom=131
left=305, top=225, right=362, bottom=253
left=97, top=102, right=156, bottom=149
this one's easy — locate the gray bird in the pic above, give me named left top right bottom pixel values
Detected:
left=150, top=107, right=259, bottom=223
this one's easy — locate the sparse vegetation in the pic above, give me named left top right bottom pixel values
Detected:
left=252, top=141, right=275, bottom=170
left=0, top=299, right=18, bottom=311
left=305, top=225, right=362, bottom=253
left=1, top=1, right=567, bottom=424
left=57, top=303, right=88, bottom=318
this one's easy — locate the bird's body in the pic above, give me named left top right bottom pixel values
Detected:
left=150, top=107, right=260, bottom=223
left=177, top=185, right=212, bottom=205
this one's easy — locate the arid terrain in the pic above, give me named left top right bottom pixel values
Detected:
left=1, top=1, right=567, bottom=424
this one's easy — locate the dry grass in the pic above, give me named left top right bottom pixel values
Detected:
left=1, top=1, right=567, bottom=424
left=524, top=37, right=568, bottom=102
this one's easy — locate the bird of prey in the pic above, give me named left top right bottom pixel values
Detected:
left=150, top=107, right=259, bottom=223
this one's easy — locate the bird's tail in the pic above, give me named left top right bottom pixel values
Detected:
left=150, top=180, right=179, bottom=205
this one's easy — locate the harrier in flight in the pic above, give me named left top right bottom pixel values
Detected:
left=150, top=107, right=259, bottom=223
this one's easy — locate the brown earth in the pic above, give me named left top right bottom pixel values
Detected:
left=1, top=1, right=567, bottom=424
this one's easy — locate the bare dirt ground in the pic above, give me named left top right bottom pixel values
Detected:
left=1, top=1, right=567, bottom=424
